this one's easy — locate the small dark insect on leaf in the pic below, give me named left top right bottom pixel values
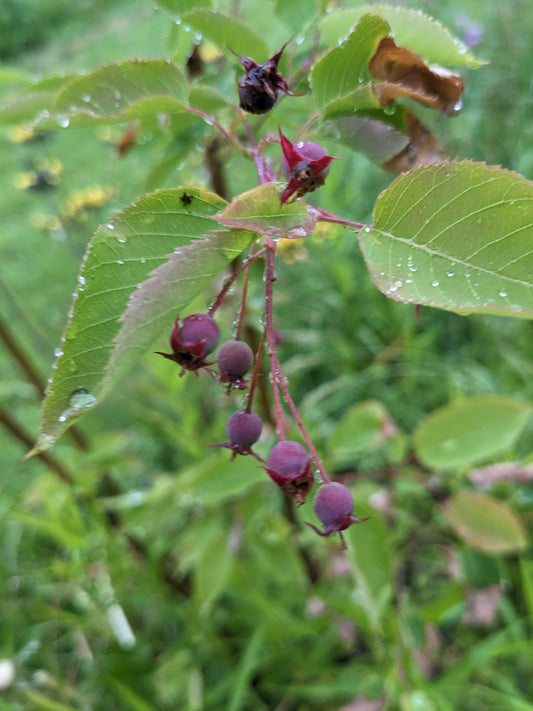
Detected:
left=181, top=192, right=193, bottom=205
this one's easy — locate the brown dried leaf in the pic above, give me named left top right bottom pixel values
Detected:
left=382, top=112, right=448, bottom=173
left=369, top=37, right=464, bottom=114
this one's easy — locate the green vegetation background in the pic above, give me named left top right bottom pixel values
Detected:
left=1, top=1, right=532, bottom=710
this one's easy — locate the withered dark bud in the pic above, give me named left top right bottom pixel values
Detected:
left=229, top=40, right=301, bottom=115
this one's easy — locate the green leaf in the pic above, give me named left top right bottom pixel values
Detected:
left=442, top=491, right=528, bottom=553
left=194, top=515, right=234, bottom=611
left=414, top=395, right=532, bottom=471
left=328, top=399, right=391, bottom=468
left=0, top=75, right=73, bottom=126
left=346, top=498, right=393, bottom=633
left=157, top=0, right=212, bottom=12
left=33, top=188, right=252, bottom=454
left=214, top=183, right=316, bottom=238
left=181, top=10, right=269, bottom=59
left=54, top=60, right=188, bottom=125
left=274, top=0, right=316, bottom=33
left=361, top=161, right=533, bottom=319
left=323, top=113, right=409, bottom=165
left=320, top=6, right=484, bottom=68
left=311, top=14, right=390, bottom=109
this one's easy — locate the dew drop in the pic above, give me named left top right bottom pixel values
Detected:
left=54, top=347, right=63, bottom=358
left=57, top=115, right=70, bottom=128
left=82, top=93, right=91, bottom=103
left=117, top=236, right=127, bottom=243
left=446, top=270, right=455, bottom=277
left=432, top=280, right=440, bottom=287
left=106, top=223, right=115, bottom=230
left=499, top=290, right=508, bottom=297
left=68, top=389, right=97, bottom=410
left=140, top=257, right=146, bottom=264
left=117, top=260, right=124, bottom=265
left=409, top=265, right=417, bottom=272
left=78, top=275, right=86, bottom=286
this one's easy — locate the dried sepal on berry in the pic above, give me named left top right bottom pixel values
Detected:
left=278, top=128, right=339, bottom=205
left=155, top=313, right=219, bottom=375
left=264, top=440, right=314, bottom=504
left=230, top=40, right=303, bottom=115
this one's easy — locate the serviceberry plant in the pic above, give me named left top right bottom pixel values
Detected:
left=6, top=3, right=533, bottom=552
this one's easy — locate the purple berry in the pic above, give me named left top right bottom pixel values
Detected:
left=217, top=340, right=254, bottom=378
left=173, top=313, right=219, bottom=357
left=267, top=440, right=309, bottom=477
left=307, top=483, right=369, bottom=539
left=264, top=440, right=314, bottom=504
left=314, top=483, right=354, bottom=532
left=227, top=410, right=263, bottom=447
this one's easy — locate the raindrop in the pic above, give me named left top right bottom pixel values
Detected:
left=446, top=270, right=455, bottom=277
left=183, top=23, right=191, bottom=31
left=68, top=389, right=97, bottom=410
left=140, top=257, right=146, bottom=264
left=295, top=35, right=305, bottom=45
left=78, top=275, right=86, bottom=286
left=499, top=290, right=508, bottom=297
left=106, top=223, right=115, bottom=230
left=54, top=348, right=63, bottom=358
left=113, top=89, right=122, bottom=101
left=57, top=115, right=70, bottom=128
left=117, top=236, right=127, bottom=243
left=409, top=265, right=417, bottom=272
left=432, top=280, right=440, bottom=287
left=117, top=260, right=124, bottom=265
left=82, top=93, right=91, bottom=103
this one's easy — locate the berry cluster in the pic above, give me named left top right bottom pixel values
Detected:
left=157, top=41, right=366, bottom=547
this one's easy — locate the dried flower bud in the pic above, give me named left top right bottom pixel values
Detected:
left=230, top=40, right=302, bottom=115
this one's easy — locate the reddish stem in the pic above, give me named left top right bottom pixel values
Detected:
left=208, top=247, right=266, bottom=317
left=263, top=239, right=330, bottom=483
left=309, top=205, right=367, bottom=231
left=245, top=327, right=266, bottom=414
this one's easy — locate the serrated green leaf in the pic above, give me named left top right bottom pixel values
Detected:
left=361, top=161, right=533, bottom=319
left=0, top=75, right=73, bottom=125
left=214, top=183, right=316, bottom=239
left=33, top=188, right=252, bottom=454
left=54, top=60, right=188, bottom=125
left=320, top=84, right=380, bottom=119
left=311, top=14, right=390, bottom=109
left=442, top=491, right=528, bottom=553
left=414, top=395, right=532, bottom=471
left=320, top=6, right=484, bottom=68
left=181, top=10, right=269, bottom=59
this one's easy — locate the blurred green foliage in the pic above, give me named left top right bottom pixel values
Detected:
left=1, top=1, right=533, bottom=710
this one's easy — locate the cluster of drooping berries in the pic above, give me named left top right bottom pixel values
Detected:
left=158, top=309, right=368, bottom=545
